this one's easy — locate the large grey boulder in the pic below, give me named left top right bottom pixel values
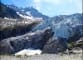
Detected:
left=0, top=27, right=53, bottom=54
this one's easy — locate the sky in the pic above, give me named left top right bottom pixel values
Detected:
left=1, top=0, right=82, bottom=17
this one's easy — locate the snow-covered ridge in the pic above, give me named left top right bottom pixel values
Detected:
left=16, top=12, right=43, bottom=21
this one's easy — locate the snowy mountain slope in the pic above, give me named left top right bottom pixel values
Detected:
left=0, top=3, right=48, bottom=20
left=8, top=5, right=49, bottom=20
left=31, top=13, right=83, bottom=41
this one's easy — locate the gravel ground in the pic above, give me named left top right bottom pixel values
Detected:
left=0, top=53, right=83, bottom=60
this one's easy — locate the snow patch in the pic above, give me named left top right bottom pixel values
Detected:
left=14, top=49, right=42, bottom=56
left=16, top=12, right=33, bottom=20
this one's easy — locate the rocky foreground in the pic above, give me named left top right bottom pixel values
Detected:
left=0, top=53, right=82, bottom=60
left=0, top=48, right=83, bottom=60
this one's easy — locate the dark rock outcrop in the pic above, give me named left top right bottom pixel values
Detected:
left=43, top=37, right=67, bottom=53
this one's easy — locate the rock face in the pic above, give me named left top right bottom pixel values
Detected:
left=0, top=27, right=53, bottom=54
left=43, top=37, right=67, bottom=53
left=0, top=18, right=41, bottom=40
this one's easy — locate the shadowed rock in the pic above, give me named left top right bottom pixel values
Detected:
left=0, top=27, right=53, bottom=54
left=0, top=18, right=41, bottom=40
left=43, top=37, right=67, bottom=54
